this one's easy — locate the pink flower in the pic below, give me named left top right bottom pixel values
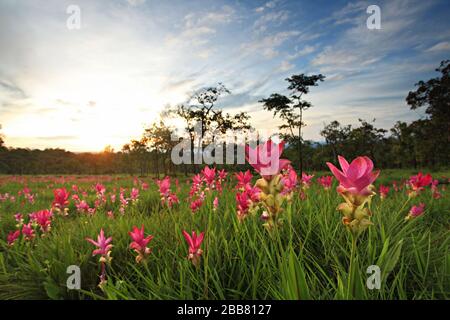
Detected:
left=218, top=169, right=227, bottom=180
left=235, top=170, right=253, bottom=189
left=301, top=172, right=314, bottom=188
left=213, top=197, right=219, bottom=211
left=202, top=166, right=216, bottom=186
left=236, top=191, right=251, bottom=220
left=281, top=166, right=298, bottom=194
left=14, top=213, right=23, bottom=223
left=22, top=223, right=35, bottom=241
left=141, top=182, right=149, bottom=190
left=182, top=230, right=204, bottom=266
left=85, top=229, right=113, bottom=258
left=190, top=198, right=203, bottom=213
left=76, top=200, right=90, bottom=213
left=407, top=203, right=425, bottom=220
left=130, top=188, right=140, bottom=202
left=52, top=188, right=70, bottom=209
left=326, top=155, right=380, bottom=196
left=317, top=176, right=333, bottom=190
left=379, top=185, right=390, bottom=199
left=157, top=177, right=171, bottom=197
left=408, top=173, right=432, bottom=193
left=431, top=179, right=441, bottom=199
left=7, top=230, right=20, bottom=245
left=244, top=185, right=261, bottom=202
left=129, top=225, right=154, bottom=263
left=167, top=193, right=179, bottom=208
left=94, top=183, right=106, bottom=196
left=34, top=209, right=53, bottom=232
left=245, top=139, right=291, bottom=180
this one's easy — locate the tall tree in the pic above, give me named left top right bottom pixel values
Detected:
left=406, top=60, right=450, bottom=165
left=260, top=73, right=325, bottom=174
left=320, top=120, right=351, bottom=160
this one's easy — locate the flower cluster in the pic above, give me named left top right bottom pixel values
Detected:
left=245, top=139, right=291, bottom=230
left=156, top=176, right=179, bottom=208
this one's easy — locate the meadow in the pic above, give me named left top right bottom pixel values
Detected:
left=0, top=157, right=448, bottom=300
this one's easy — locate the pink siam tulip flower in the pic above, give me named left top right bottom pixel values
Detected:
left=392, top=181, right=399, bottom=192
left=327, top=156, right=380, bottom=236
left=326, top=155, right=380, bottom=198
left=218, top=169, right=227, bottom=180
left=317, top=175, right=333, bottom=190
left=190, top=198, right=203, bottom=213
left=301, top=172, right=314, bottom=189
left=52, top=188, right=70, bottom=210
left=244, top=185, right=261, bottom=203
left=235, top=170, right=253, bottom=189
left=7, top=230, right=20, bottom=246
left=281, top=166, right=298, bottom=195
left=236, top=191, right=251, bottom=220
left=202, top=166, right=216, bottom=186
left=141, top=182, right=149, bottom=190
left=406, top=203, right=425, bottom=220
left=14, top=213, right=23, bottom=224
left=86, top=229, right=113, bottom=260
left=86, top=229, right=113, bottom=287
left=22, top=223, right=35, bottom=241
left=167, top=193, right=179, bottom=208
left=129, top=225, right=154, bottom=263
left=213, top=197, right=219, bottom=211
left=34, top=209, right=53, bottom=232
left=408, top=172, right=432, bottom=197
left=431, top=179, right=441, bottom=199
left=94, top=183, right=106, bottom=196
left=130, top=188, right=140, bottom=202
left=182, top=230, right=205, bottom=266
left=76, top=200, right=90, bottom=213
left=379, top=185, right=390, bottom=199
left=157, top=177, right=171, bottom=197
left=245, top=139, right=291, bottom=180
left=110, top=194, right=116, bottom=203
left=107, top=211, right=114, bottom=219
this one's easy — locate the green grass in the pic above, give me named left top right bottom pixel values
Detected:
left=0, top=170, right=448, bottom=300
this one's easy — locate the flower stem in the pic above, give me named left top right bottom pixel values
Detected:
left=346, top=235, right=357, bottom=299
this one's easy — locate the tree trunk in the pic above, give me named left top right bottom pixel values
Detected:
left=298, top=107, right=303, bottom=176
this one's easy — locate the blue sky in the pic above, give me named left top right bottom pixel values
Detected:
left=1, top=0, right=449, bottom=151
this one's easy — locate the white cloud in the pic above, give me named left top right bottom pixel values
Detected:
left=240, top=31, right=301, bottom=59
left=126, top=0, right=146, bottom=6
left=426, top=41, right=450, bottom=52
left=253, top=10, right=289, bottom=33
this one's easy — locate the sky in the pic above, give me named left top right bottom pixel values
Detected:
left=1, top=0, right=449, bottom=152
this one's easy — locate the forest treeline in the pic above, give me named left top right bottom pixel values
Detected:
left=0, top=60, right=448, bottom=175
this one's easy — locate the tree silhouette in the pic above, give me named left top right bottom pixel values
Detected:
left=406, top=60, right=450, bottom=165
left=260, top=73, right=325, bottom=175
